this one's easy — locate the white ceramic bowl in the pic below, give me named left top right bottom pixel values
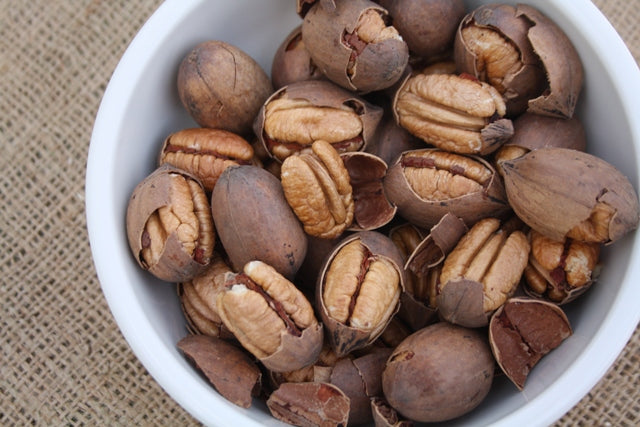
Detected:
left=86, top=1, right=640, bottom=425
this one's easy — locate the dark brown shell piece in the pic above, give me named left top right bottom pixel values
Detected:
left=267, top=382, right=350, bottom=427
left=271, top=25, right=325, bottom=90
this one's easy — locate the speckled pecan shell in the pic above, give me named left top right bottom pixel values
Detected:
left=210, top=165, right=307, bottom=279
left=301, top=0, right=409, bottom=93
left=455, top=4, right=583, bottom=119
left=317, top=231, right=406, bottom=357
left=254, top=79, right=383, bottom=162
left=126, top=164, right=214, bottom=282
left=383, top=148, right=510, bottom=229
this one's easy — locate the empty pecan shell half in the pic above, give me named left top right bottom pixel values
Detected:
left=281, top=140, right=355, bottom=239
left=437, top=217, right=530, bottom=328
left=393, top=72, right=514, bottom=155
left=126, top=164, right=215, bottom=282
left=317, top=231, right=405, bottom=357
left=254, top=79, right=383, bottom=162
left=384, top=148, right=510, bottom=229
left=216, top=260, right=323, bottom=372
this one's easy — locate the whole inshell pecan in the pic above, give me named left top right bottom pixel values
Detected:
left=524, top=230, right=601, bottom=305
left=455, top=4, right=583, bottom=119
left=159, top=128, right=254, bottom=192
left=302, top=0, right=409, bottom=93
left=254, top=80, right=383, bottom=162
left=281, top=140, right=355, bottom=239
left=178, top=252, right=234, bottom=338
left=317, top=231, right=405, bottom=357
left=271, top=25, right=324, bottom=90
left=384, top=148, right=510, bottom=229
left=500, top=147, right=640, bottom=244
left=437, top=217, right=530, bottom=328
left=216, top=260, right=323, bottom=372
left=489, top=297, right=572, bottom=390
left=126, top=164, right=215, bottom=282
left=393, top=72, right=514, bottom=155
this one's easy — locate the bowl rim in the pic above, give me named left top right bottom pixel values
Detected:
left=86, top=0, right=640, bottom=426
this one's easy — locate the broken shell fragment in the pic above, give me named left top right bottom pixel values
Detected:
left=216, top=260, right=323, bottom=372
left=126, top=164, right=215, bottom=282
left=267, top=382, right=350, bottom=427
left=500, top=147, right=640, bottom=244
left=489, top=297, right=572, bottom=390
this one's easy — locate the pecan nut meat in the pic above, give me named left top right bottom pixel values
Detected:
left=254, top=79, right=383, bottom=162
left=524, top=230, right=600, bottom=304
left=216, top=260, right=323, bottom=372
left=384, top=148, right=510, bottom=229
left=126, top=164, right=215, bottom=282
left=393, top=72, right=514, bottom=155
left=281, top=140, right=355, bottom=239
left=159, top=128, right=254, bottom=192
left=317, top=231, right=404, bottom=357
left=437, top=217, right=530, bottom=328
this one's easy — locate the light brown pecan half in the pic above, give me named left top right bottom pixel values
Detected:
left=281, top=140, right=355, bottom=239
left=437, top=217, right=530, bottom=327
left=216, top=260, right=323, bottom=372
left=393, top=72, right=513, bottom=155
left=524, top=230, right=600, bottom=304
left=126, top=165, right=215, bottom=282
left=159, top=128, right=254, bottom=192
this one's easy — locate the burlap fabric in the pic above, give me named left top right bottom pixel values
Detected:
left=0, top=0, right=638, bottom=425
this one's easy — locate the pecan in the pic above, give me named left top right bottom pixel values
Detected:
left=254, top=80, right=383, bottom=162
left=500, top=147, right=640, bottom=244
left=393, top=72, right=513, bottom=155
left=281, top=140, right=355, bottom=239
left=267, top=382, right=350, bottom=427
left=489, top=297, right=572, bottom=390
left=318, top=231, right=404, bottom=357
left=178, top=253, right=234, bottom=338
left=177, top=335, right=261, bottom=408
left=216, top=260, right=323, bottom=372
left=271, top=25, right=324, bottom=90
left=524, top=230, right=601, bottom=304
left=437, top=217, right=530, bottom=328
left=126, top=165, right=215, bottom=282
left=159, top=128, right=254, bottom=192
left=384, top=148, right=509, bottom=229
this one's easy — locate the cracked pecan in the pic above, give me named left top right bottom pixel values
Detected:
left=159, top=128, right=254, bottom=192
left=267, top=382, right=350, bottom=427
left=216, top=260, right=323, bottom=372
left=318, top=231, right=404, bottom=357
left=393, top=72, right=513, bottom=155
left=281, top=140, right=355, bottom=239
left=384, top=148, right=509, bottom=229
left=437, top=217, right=530, bottom=328
left=524, top=230, right=600, bottom=304
left=126, top=165, right=215, bottom=282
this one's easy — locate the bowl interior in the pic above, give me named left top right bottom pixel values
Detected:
left=86, top=0, right=640, bottom=425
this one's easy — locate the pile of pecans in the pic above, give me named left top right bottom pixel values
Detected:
left=125, top=1, right=640, bottom=425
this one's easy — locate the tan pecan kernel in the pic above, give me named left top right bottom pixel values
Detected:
left=281, top=140, right=354, bottom=238
left=323, top=239, right=400, bottom=332
left=160, top=128, right=254, bottom=192
left=394, top=73, right=512, bottom=154
left=524, top=230, right=600, bottom=303
left=264, top=97, right=363, bottom=161
left=439, top=218, right=530, bottom=325
left=401, top=150, right=492, bottom=201
left=216, top=260, right=322, bottom=372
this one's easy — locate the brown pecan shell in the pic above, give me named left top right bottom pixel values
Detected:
left=271, top=25, right=325, bottom=90
left=267, top=382, right=350, bottom=427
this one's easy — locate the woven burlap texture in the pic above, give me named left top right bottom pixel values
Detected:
left=0, top=0, right=638, bottom=425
